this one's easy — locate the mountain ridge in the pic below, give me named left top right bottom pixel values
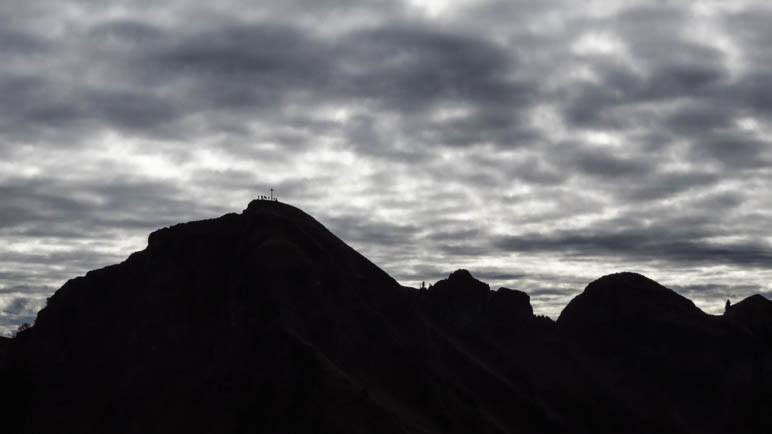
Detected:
left=1, top=200, right=771, bottom=434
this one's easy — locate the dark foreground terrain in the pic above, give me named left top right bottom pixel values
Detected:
left=1, top=200, right=771, bottom=433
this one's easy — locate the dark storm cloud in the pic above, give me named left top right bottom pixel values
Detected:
left=527, top=288, right=570, bottom=297
left=425, top=227, right=483, bottom=242
left=0, top=175, right=222, bottom=239
left=560, top=56, right=728, bottom=130
left=0, top=5, right=535, bottom=151
left=693, top=133, right=771, bottom=169
left=149, top=20, right=532, bottom=150
left=670, top=283, right=764, bottom=302
left=0, top=250, right=119, bottom=272
left=0, top=285, right=54, bottom=295
left=435, top=243, right=492, bottom=257
left=624, top=170, right=721, bottom=201
left=558, top=145, right=653, bottom=179
left=725, top=7, right=772, bottom=66
left=325, top=215, right=420, bottom=247
left=495, top=223, right=772, bottom=269
left=663, top=103, right=737, bottom=135
left=555, top=3, right=772, bottom=176
left=336, top=25, right=527, bottom=111
left=0, top=27, right=52, bottom=55
left=148, top=23, right=332, bottom=100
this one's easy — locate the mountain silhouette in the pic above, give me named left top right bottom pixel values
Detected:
left=725, top=294, right=772, bottom=340
left=558, top=272, right=772, bottom=433
left=1, top=200, right=771, bottom=433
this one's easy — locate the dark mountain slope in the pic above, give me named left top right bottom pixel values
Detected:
left=0, top=201, right=619, bottom=434
left=4, top=200, right=419, bottom=434
left=559, top=272, right=772, bottom=433
left=726, top=294, right=772, bottom=340
left=0, top=336, right=8, bottom=370
left=1, top=201, right=771, bottom=433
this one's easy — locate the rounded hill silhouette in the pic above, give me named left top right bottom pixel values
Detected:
left=558, top=272, right=704, bottom=328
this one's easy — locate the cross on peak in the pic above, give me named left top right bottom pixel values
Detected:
left=259, top=188, right=278, bottom=202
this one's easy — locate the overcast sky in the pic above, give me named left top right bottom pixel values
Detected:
left=2, top=0, right=772, bottom=334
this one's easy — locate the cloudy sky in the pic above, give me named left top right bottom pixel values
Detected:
left=2, top=0, right=772, bottom=334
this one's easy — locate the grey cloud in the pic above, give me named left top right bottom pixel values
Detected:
left=0, top=250, right=124, bottom=271
left=0, top=175, right=221, bottom=239
left=84, top=89, right=181, bottom=131
left=0, top=27, right=52, bottom=55
left=623, top=170, right=720, bottom=201
left=725, top=7, right=772, bottom=64
left=435, top=243, right=492, bottom=257
left=559, top=145, right=653, bottom=179
left=693, top=132, right=771, bottom=169
left=0, top=14, right=538, bottom=152
left=0, top=271, right=47, bottom=283
left=2, top=297, right=34, bottom=315
left=689, top=190, right=746, bottom=212
left=561, top=59, right=727, bottom=130
left=527, top=287, right=570, bottom=297
left=151, top=23, right=331, bottom=92
left=0, top=287, right=50, bottom=336
left=554, top=4, right=772, bottom=177
left=425, top=228, right=483, bottom=242
left=495, top=225, right=772, bottom=269
left=670, top=283, right=764, bottom=302
left=88, top=19, right=166, bottom=45
left=326, top=215, right=420, bottom=247
left=664, top=103, right=738, bottom=135
left=496, top=154, right=567, bottom=186
left=337, top=25, right=527, bottom=111
left=736, top=74, right=772, bottom=114
left=0, top=286, right=37, bottom=295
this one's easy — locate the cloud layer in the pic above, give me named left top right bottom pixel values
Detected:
left=2, top=0, right=772, bottom=334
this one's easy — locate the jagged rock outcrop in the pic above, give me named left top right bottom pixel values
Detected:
left=492, top=287, right=533, bottom=318
left=425, top=269, right=491, bottom=329
left=424, top=270, right=535, bottom=331
left=1, top=201, right=771, bottom=434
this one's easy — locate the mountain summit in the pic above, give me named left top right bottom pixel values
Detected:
left=2, top=200, right=771, bottom=433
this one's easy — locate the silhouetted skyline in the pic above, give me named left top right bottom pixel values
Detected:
left=2, top=0, right=772, bottom=334
left=3, top=200, right=771, bottom=433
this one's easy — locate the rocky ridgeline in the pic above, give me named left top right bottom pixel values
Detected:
left=1, top=200, right=771, bottom=434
